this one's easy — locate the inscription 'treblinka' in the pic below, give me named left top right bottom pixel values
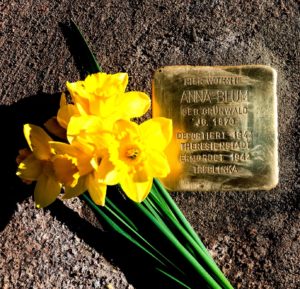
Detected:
left=152, top=65, right=278, bottom=191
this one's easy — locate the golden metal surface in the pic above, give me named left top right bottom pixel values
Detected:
left=152, top=65, right=278, bottom=191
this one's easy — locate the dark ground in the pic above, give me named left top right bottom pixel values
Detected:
left=0, top=1, right=299, bottom=288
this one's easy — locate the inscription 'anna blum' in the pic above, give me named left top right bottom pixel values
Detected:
left=193, top=164, right=238, bottom=174
left=181, top=89, right=248, bottom=104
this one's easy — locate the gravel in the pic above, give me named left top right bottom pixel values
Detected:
left=0, top=1, right=299, bottom=288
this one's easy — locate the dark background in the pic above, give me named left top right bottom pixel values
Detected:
left=0, top=1, right=299, bottom=288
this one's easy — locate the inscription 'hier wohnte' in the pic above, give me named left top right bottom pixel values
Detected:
left=183, top=76, right=242, bottom=86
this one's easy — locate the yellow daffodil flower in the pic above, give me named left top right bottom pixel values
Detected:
left=16, top=124, right=79, bottom=208
left=114, top=117, right=172, bottom=202
left=49, top=140, right=95, bottom=202
left=58, top=72, right=150, bottom=129
left=51, top=115, right=121, bottom=206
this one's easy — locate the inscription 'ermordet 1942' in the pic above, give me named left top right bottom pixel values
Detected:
left=152, top=65, right=278, bottom=191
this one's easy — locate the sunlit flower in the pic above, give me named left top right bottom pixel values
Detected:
left=51, top=115, right=121, bottom=206
left=114, top=118, right=172, bottom=202
left=17, top=72, right=172, bottom=207
left=57, top=72, right=150, bottom=129
left=16, top=124, right=79, bottom=208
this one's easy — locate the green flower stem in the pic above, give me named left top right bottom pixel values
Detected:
left=86, top=193, right=195, bottom=288
left=153, top=179, right=234, bottom=289
left=153, top=179, right=208, bottom=252
left=152, top=189, right=233, bottom=289
left=106, top=197, right=138, bottom=231
left=142, top=199, right=170, bottom=229
left=148, top=186, right=233, bottom=289
left=133, top=202, right=223, bottom=289
left=70, top=19, right=102, bottom=74
left=82, top=193, right=166, bottom=267
left=150, top=181, right=233, bottom=289
left=105, top=196, right=185, bottom=276
left=156, top=267, right=193, bottom=289
left=149, top=183, right=177, bottom=219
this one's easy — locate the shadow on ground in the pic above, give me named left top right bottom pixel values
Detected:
left=48, top=198, right=175, bottom=289
left=0, top=92, right=60, bottom=231
left=0, top=92, right=178, bottom=289
left=0, top=20, right=93, bottom=232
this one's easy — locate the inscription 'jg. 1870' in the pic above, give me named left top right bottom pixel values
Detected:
left=152, top=65, right=278, bottom=191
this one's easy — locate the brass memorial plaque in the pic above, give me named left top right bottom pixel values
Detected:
left=152, top=65, right=278, bottom=191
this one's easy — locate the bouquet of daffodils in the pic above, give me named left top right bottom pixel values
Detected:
left=16, top=21, right=234, bottom=289
left=17, top=71, right=165, bottom=208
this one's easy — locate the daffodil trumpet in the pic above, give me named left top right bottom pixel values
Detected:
left=16, top=20, right=234, bottom=289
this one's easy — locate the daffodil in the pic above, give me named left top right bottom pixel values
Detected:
left=114, top=117, right=172, bottom=202
left=16, top=124, right=79, bottom=208
left=50, top=115, right=121, bottom=206
left=57, top=72, right=150, bottom=129
left=49, top=140, right=93, bottom=202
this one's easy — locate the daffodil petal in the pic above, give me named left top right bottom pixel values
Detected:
left=60, top=92, right=67, bottom=107
left=147, top=151, right=170, bottom=178
left=24, top=124, right=52, bottom=160
left=52, top=155, right=80, bottom=187
left=16, top=154, right=42, bottom=181
left=67, top=72, right=128, bottom=99
left=114, top=119, right=139, bottom=139
left=103, top=72, right=128, bottom=93
left=87, top=174, right=106, bottom=206
left=34, top=174, right=61, bottom=208
left=50, top=140, right=94, bottom=157
left=63, top=176, right=87, bottom=199
left=67, top=115, right=104, bottom=143
left=96, top=158, right=119, bottom=185
left=67, top=80, right=88, bottom=99
left=16, top=148, right=32, bottom=165
left=83, top=132, right=117, bottom=152
left=50, top=141, right=93, bottom=176
left=49, top=141, right=78, bottom=156
left=66, top=81, right=91, bottom=115
left=44, top=117, right=66, bottom=139
left=120, top=176, right=152, bottom=203
left=84, top=73, right=125, bottom=96
left=140, top=117, right=172, bottom=150
left=120, top=91, right=150, bottom=118
left=73, top=97, right=90, bottom=115
left=72, top=140, right=95, bottom=156
left=98, top=97, right=116, bottom=118
left=57, top=104, right=79, bottom=129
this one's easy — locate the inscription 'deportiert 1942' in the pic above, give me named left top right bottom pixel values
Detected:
left=152, top=65, right=278, bottom=191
